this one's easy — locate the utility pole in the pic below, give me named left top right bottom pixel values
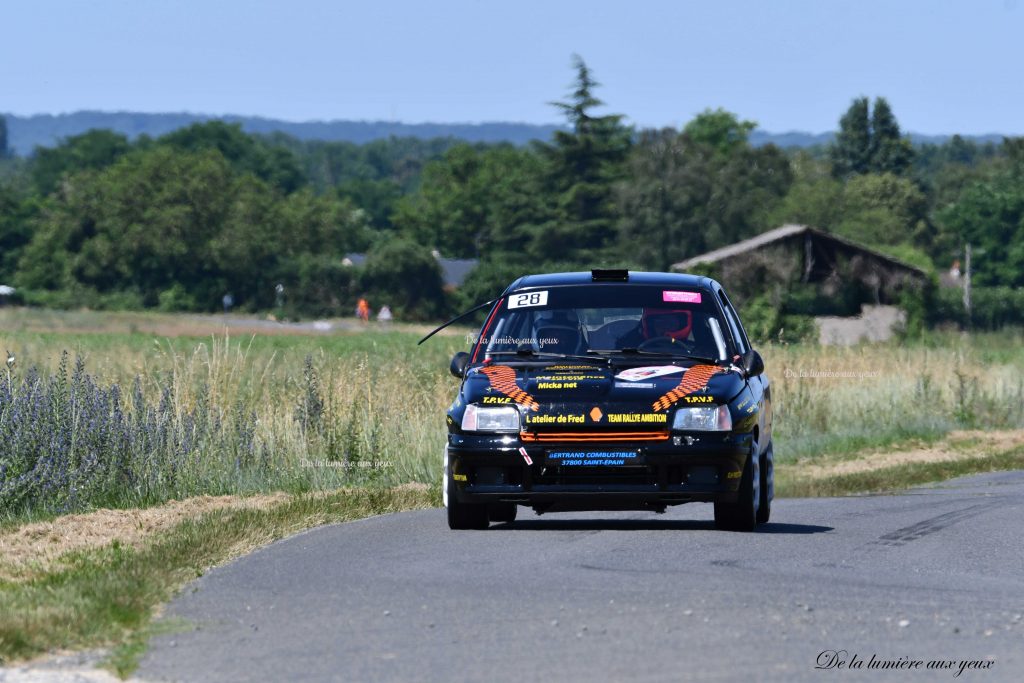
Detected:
left=963, top=243, right=972, bottom=327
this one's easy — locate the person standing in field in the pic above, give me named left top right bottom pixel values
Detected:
left=356, top=297, right=371, bottom=323
left=378, top=305, right=393, bottom=325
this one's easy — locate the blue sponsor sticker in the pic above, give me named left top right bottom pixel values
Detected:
left=547, top=450, right=640, bottom=466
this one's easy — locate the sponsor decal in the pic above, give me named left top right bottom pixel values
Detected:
left=527, top=413, right=585, bottom=425
left=614, top=381, right=655, bottom=389
left=453, top=473, right=468, bottom=482
left=589, top=406, right=604, bottom=422
left=482, top=396, right=513, bottom=404
left=682, top=395, right=714, bottom=404
left=615, top=365, right=685, bottom=382
left=662, top=290, right=702, bottom=303
left=652, top=364, right=724, bottom=411
left=606, top=413, right=668, bottom=424
left=548, top=451, right=639, bottom=466
left=480, top=365, right=539, bottom=411
left=518, top=446, right=533, bottom=465
left=537, top=382, right=578, bottom=389
left=534, top=374, right=605, bottom=381
left=507, top=290, right=549, bottom=309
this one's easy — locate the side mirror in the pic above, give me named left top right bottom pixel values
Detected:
left=741, top=349, right=764, bottom=378
left=450, top=351, right=470, bottom=378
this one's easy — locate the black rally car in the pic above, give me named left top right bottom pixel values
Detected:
left=436, top=270, right=773, bottom=531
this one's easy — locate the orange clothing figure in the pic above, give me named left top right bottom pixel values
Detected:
left=356, top=298, right=370, bottom=322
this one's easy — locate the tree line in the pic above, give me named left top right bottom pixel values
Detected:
left=1, top=56, right=1022, bottom=328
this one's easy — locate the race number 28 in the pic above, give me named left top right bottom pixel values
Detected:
left=508, top=291, right=549, bottom=309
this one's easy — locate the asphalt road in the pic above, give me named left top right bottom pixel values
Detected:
left=138, top=472, right=1024, bottom=682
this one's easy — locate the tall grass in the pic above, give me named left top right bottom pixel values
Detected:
left=2, top=313, right=1023, bottom=518
left=766, top=340, right=1024, bottom=462
left=1, top=330, right=460, bottom=520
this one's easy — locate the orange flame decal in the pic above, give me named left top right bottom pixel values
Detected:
left=480, top=365, right=539, bottom=411
left=652, top=364, right=723, bottom=411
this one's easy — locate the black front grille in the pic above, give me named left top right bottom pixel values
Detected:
left=532, top=465, right=658, bottom=487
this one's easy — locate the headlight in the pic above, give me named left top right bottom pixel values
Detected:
left=672, top=405, right=732, bottom=431
left=461, top=404, right=520, bottom=432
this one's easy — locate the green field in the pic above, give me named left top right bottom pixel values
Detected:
left=2, top=307, right=1024, bottom=523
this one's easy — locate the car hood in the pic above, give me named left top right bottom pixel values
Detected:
left=463, top=363, right=745, bottom=424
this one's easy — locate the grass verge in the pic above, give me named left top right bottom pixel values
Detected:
left=776, top=445, right=1024, bottom=497
left=0, top=485, right=440, bottom=675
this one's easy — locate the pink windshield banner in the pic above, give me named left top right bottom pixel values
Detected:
left=662, top=291, right=702, bottom=303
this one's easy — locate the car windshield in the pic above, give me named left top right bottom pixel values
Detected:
left=474, top=285, right=730, bottom=362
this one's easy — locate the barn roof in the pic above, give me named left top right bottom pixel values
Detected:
left=671, top=224, right=927, bottom=279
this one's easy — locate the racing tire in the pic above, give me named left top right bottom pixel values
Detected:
left=446, top=470, right=489, bottom=530
left=714, top=446, right=758, bottom=532
left=488, top=502, right=518, bottom=524
left=756, top=441, right=773, bottom=525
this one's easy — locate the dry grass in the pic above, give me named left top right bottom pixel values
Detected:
left=786, top=429, right=1024, bottom=480
left=762, top=337, right=1024, bottom=461
left=0, top=486, right=441, bottom=670
left=0, top=494, right=289, bottom=582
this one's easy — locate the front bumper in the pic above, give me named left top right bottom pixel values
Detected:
left=447, top=431, right=753, bottom=510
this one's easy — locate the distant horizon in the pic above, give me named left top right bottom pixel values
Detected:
left=4, top=108, right=1019, bottom=140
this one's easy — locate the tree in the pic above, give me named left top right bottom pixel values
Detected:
left=159, top=121, right=306, bottom=192
left=937, top=140, right=1024, bottom=287
left=830, top=97, right=871, bottom=179
left=392, top=143, right=547, bottom=258
left=767, top=151, right=844, bottom=231
left=830, top=97, right=914, bottom=179
left=0, top=116, right=8, bottom=158
left=532, top=55, right=631, bottom=261
left=869, top=97, right=914, bottom=175
left=834, top=173, right=930, bottom=246
left=358, top=238, right=447, bottom=320
left=0, top=185, right=35, bottom=281
left=682, top=108, right=756, bottom=156
left=617, top=118, right=792, bottom=271
left=21, top=147, right=238, bottom=307
left=30, top=129, right=131, bottom=195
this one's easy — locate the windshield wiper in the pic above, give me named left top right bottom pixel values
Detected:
left=416, top=298, right=498, bottom=345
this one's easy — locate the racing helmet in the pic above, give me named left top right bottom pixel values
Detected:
left=641, top=308, right=693, bottom=341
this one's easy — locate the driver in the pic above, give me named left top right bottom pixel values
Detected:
left=617, top=309, right=693, bottom=348
left=534, top=309, right=583, bottom=354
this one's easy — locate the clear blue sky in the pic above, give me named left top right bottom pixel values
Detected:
left=3, top=0, right=1022, bottom=135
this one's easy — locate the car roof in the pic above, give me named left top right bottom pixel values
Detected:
left=503, top=271, right=716, bottom=294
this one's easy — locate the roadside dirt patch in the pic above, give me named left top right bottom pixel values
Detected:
left=0, top=650, right=127, bottom=683
left=393, top=481, right=431, bottom=493
left=792, top=429, right=1024, bottom=480
left=0, top=493, right=287, bottom=581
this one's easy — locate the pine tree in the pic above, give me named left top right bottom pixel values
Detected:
left=830, top=97, right=871, bottom=179
left=869, top=97, right=914, bottom=175
left=532, top=55, right=631, bottom=261
left=830, top=97, right=914, bottom=179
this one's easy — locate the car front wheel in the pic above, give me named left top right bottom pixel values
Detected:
left=446, top=455, right=489, bottom=530
left=756, top=441, right=773, bottom=524
left=714, top=445, right=759, bottom=532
